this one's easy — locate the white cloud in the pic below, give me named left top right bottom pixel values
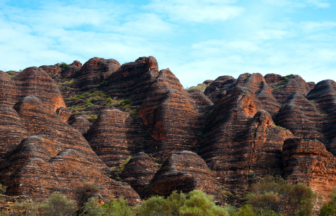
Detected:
left=146, top=0, right=244, bottom=22
left=301, top=22, right=336, bottom=33
left=263, top=0, right=330, bottom=8
left=255, top=29, right=293, bottom=40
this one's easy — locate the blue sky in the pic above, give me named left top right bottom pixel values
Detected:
left=1, top=0, right=335, bottom=87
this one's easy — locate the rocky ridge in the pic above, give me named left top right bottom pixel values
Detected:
left=1, top=56, right=336, bottom=211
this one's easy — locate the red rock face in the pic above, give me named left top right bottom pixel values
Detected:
left=0, top=96, right=140, bottom=204
left=275, top=93, right=323, bottom=139
left=272, top=75, right=311, bottom=104
left=56, top=107, right=72, bottom=121
left=144, top=151, right=224, bottom=204
left=67, top=115, right=93, bottom=136
left=256, top=90, right=280, bottom=116
left=85, top=109, right=145, bottom=168
left=0, top=104, right=29, bottom=160
left=188, top=90, right=214, bottom=113
left=198, top=87, right=293, bottom=202
left=283, top=138, right=336, bottom=201
left=138, top=69, right=202, bottom=162
left=73, top=57, right=120, bottom=91
left=0, top=135, right=141, bottom=205
left=120, top=152, right=159, bottom=198
left=7, top=67, right=66, bottom=111
left=106, top=57, right=159, bottom=105
left=264, top=74, right=283, bottom=84
left=39, top=64, right=62, bottom=77
left=236, top=73, right=273, bottom=94
left=61, top=61, right=82, bottom=78
left=204, top=76, right=235, bottom=96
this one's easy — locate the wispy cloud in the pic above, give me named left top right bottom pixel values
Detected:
left=264, top=0, right=330, bottom=8
left=145, top=0, right=245, bottom=22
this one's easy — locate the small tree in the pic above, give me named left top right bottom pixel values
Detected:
left=42, top=192, right=77, bottom=216
left=102, top=196, right=135, bottom=216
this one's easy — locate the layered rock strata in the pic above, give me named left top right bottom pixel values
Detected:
left=67, top=115, right=93, bottom=136
left=283, top=138, right=336, bottom=201
left=120, top=152, right=159, bottom=197
left=73, top=57, right=120, bottom=91
left=0, top=67, right=66, bottom=111
left=0, top=96, right=141, bottom=204
left=144, top=151, right=224, bottom=204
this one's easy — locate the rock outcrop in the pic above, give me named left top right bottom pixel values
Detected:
left=0, top=96, right=141, bottom=205
left=198, top=87, right=293, bottom=202
left=144, top=151, right=224, bottom=204
left=85, top=109, right=144, bottom=168
left=120, top=152, right=159, bottom=197
left=61, top=61, right=82, bottom=78
left=73, top=57, right=120, bottom=91
left=138, top=69, right=202, bottom=162
left=39, top=64, right=62, bottom=77
left=0, top=104, right=29, bottom=160
left=67, top=115, right=93, bottom=136
left=0, top=67, right=66, bottom=111
left=283, top=138, right=336, bottom=201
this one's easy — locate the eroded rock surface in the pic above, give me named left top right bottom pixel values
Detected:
left=144, top=151, right=224, bottom=204
left=120, top=152, right=159, bottom=197
left=283, top=138, right=336, bottom=201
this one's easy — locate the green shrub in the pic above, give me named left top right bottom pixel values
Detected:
left=42, top=192, right=77, bottom=216
left=0, top=183, right=6, bottom=194
left=7, top=71, right=16, bottom=78
left=81, top=197, right=105, bottom=216
left=76, top=92, right=91, bottom=99
left=86, top=114, right=98, bottom=123
left=179, top=190, right=227, bottom=216
left=85, top=101, right=93, bottom=108
left=60, top=62, right=68, bottom=69
left=119, top=99, right=132, bottom=106
left=103, top=196, right=135, bottom=216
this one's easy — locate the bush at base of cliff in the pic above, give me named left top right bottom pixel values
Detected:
left=244, top=176, right=316, bottom=216
left=2, top=192, right=77, bottom=216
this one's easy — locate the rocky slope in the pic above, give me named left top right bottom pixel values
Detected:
left=2, top=55, right=336, bottom=211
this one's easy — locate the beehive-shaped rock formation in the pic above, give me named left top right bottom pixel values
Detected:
left=39, top=64, right=62, bottom=77
left=85, top=109, right=144, bottom=168
left=0, top=135, right=141, bottom=205
left=73, top=57, right=120, bottom=91
left=120, top=152, right=159, bottom=197
left=144, top=151, right=224, bottom=204
left=198, top=87, right=293, bottom=201
left=275, top=93, right=323, bottom=139
left=139, top=69, right=202, bottom=162
left=0, top=104, right=29, bottom=160
left=283, top=138, right=336, bottom=201
left=61, top=60, right=82, bottom=78
left=107, top=56, right=159, bottom=105
left=3, top=67, right=66, bottom=111
left=67, top=115, right=92, bottom=136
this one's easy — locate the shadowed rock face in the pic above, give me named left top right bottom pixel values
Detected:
left=283, top=138, right=336, bottom=201
left=73, top=57, right=121, bottom=91
left=0, top=104, right=29, bottom=160
left=256, top=90, right=280, bottom=116
left=0, top=67, right=66, bottom=111
left=275, top=93, right=323, bottom=139
left=85, top=109, right=144, bottom=168
left=0, top=96, right=141, bottom=205
left=144, top=151, right=224, bottom=204
left=67, top=115, right=93, bottom=136
left=120, top=152, right=159, bottom=198
left=188, top=90, right=214, bottom=113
